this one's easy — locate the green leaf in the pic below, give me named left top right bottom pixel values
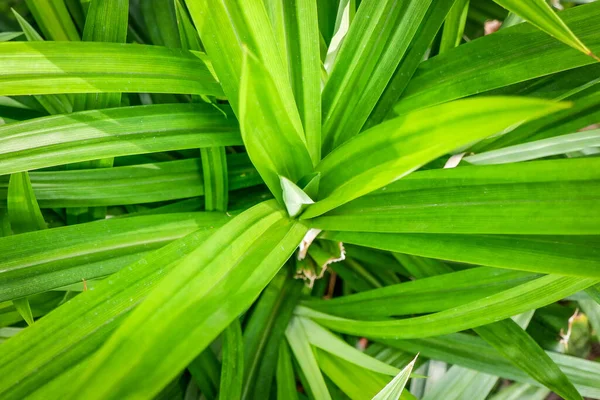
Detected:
left=302, top=97, right=568, bottom=219
left=309, top=159, right=600, bottom=235
left=70, top=201, right=307, bottom=399
left=303, top=267, right=537, bottom=319
left=0, top=216, right=226, bottom=399
left=0, top=41, right=222, bottom=96
left=372, top=355, right=417, bottom=400
left=186, top=0, right=296, bottom=116
left=493, top=0, right=598, bottom=60
left=296, top=275, right=599, bottom=339
left=322, top=232, right=600, bottom=278
left=488, top=383, right=550, bottom=400
left=439, top=0, right=469, bottom=54
left=286, top=316, right=332, bottom=400
left=280, top=176, right=315, bottom=218
left=24, top=0, right=80, bottom=41
left=11, top=298, right=34, bottom=326
left=465, top=129, right=600, bottom=165
left=281, top=0, right=322, bottom=164
left=0, top=212, right=230, bottom=301
left=11, top=9, right=74, bottom=115
left=5, top=170, right=44, bottom=325
left=0, top=103, right=241, bottom=176
left=141, top=0, right=181, bottom=48
left=315, top=348, right=395, bottom=400
left=0, top=153, right=260, bottom=208
left=365, top=0, right=456, bottom=128
left=421, top=364, right=497, bottom=400
left=276, top=341, right=299, bottom=400
left=242, top=271, right=304, bottom=400
left=300, top=317, right=399, bottom=375
left=474, top=319, right=582, bottom=400
left=396, top=3, right=600, bottom=114
left=174, top=0, right=202, bottom=51
left=382, top=333, right=600, bottom=398
left=7, top=172, right=46, bottom=234
left=201, top=147, right=229, bottom=211
left=220, top=320, right=244, bottom=400
left=239, top=49, right=313, bottom=204
left=0, top=32, right=23, bottom=42
left=321, top=0, right=440, bottom=152
left=73, top=0, right=129, bottom=111
left=391, top=253, right=453, bottom=279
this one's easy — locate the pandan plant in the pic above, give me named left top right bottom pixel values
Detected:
left=0, top=0, right=599, bottom=399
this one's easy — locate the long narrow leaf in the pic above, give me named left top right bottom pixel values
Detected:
left=220, top=319, right=244, bottom=400
left=0, top=104, right=241, bottom=176
left=302, top=97, right=568, bottom=219
left=296, top=275, right=598, bottom=339
left=0, top=42, right=222, bottom=96
left=239, top=50, right=313, bottom=205
left=493, top=0, right=597, bottom=59
left=71, top=201, right=307, bottom=399
left=396, top=3, right=600, bottom=114
left=0, top=212, right=229, bottom=301
left=475, top=319, right=582, bottom=400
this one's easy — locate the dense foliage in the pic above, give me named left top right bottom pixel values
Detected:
left=0, top=0, right=599, bottom=399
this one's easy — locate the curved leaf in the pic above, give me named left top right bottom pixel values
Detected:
left=0, top=212, right=230, bottom=301
left=0, top=103, right=241, bottom=176
left=302, top=97, right=568, bottom=219
left=71, top=201, right=307, bottom=399
left=396, top=3, right=600, bottom=114
left=296, top=275, right=598, bottom=339
left=0, top=42, right=222, bottom=96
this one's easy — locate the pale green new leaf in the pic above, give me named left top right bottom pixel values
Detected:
left=0, top=42, right=222, bottom=96
left=239, top=50, right=313, bottom=205
left=493, top=0, right=598, bottom=59
left=286, top=316, right=332, bottom=400
left=465, top=129, right=600, bottom=165
left=0, top=104, right=241, bottom=176
left=70, top=201, right=308, bottom=399
left=280, top=176, right=315, bottom=218
left=372, top=355, right=418, bottom=400
left=299, top=317, right=399, bottom=376
left=302, top=97, right=568, bottom=219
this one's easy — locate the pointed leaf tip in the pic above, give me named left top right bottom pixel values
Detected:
left=372, top=354, right=418, bottom=400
